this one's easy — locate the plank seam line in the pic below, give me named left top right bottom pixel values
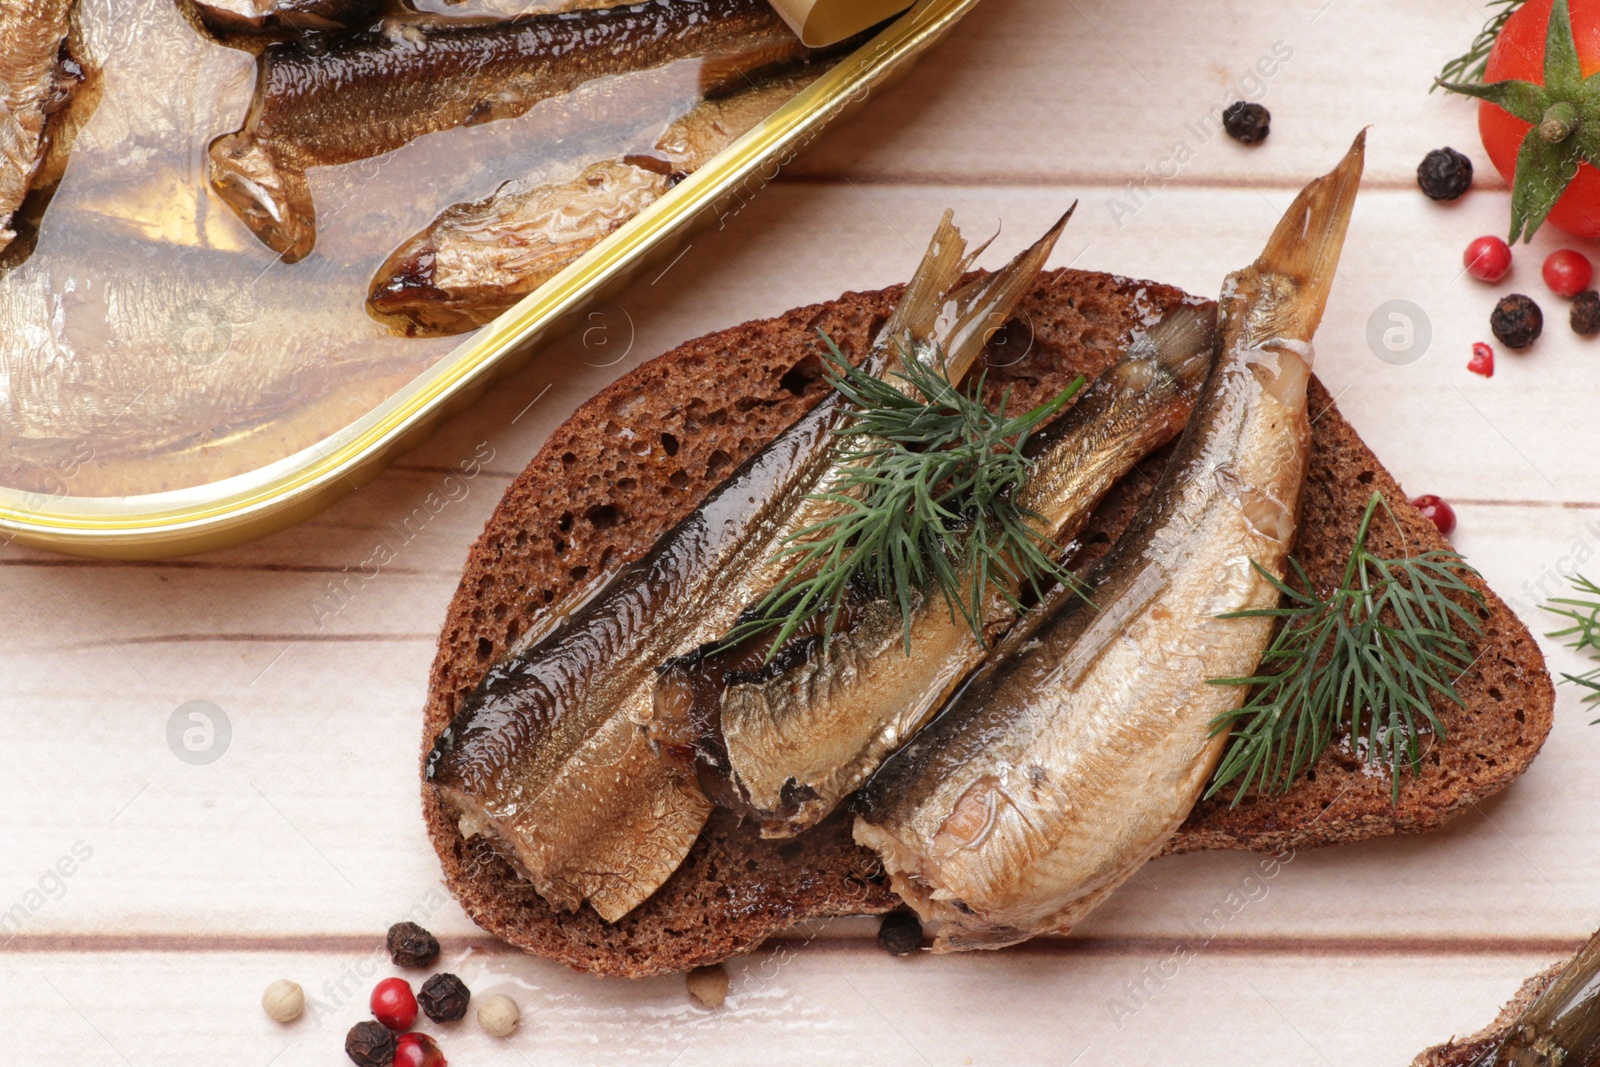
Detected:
left=0, top=934, right=1582, bottom=958
left=0, top=559, right=463, bottom=575
left=1, top=499, right=1587, bottom=574
left=51, top=633, right=437, bottom=646
left=771, top=173, right=1512, bottom=194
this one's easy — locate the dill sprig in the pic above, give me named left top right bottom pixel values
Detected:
left=729, top=331, right=1083, bottom=654
left=1434, top=0, right=1526, bottom=89
left=1542, top=573, right=1600, bottom=714
left=1206, top=492, right=1486, bottom=804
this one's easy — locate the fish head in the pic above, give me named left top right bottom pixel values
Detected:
left=207, top=132, right=315, bottom=262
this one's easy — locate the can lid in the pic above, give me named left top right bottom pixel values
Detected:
left=767, top=0, right=913, bottom=46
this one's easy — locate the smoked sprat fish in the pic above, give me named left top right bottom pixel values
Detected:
left=649, top=304, right=1218, bottom=838
left=0, top=0, right=87, bottom=256
left=854, top=132, right=1366, bottom=951
left=210, top=0, right=808, bottom=261
left=425, top=210, right=1067, bottom=922
left=1475, top=927, right=1600, bottom=1066
left=370, top=69, right=823, bottom=335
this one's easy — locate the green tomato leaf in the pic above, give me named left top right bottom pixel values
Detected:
left=1509, top=125, right=1583, bottom=242
left=1544, top=0, right=1583, bottom=96
left=1574, top=114, right=1600, bottom=171
left=1434, top=0, right=1530, bottom=91
left=1436, top=76, right=1551, bottom=124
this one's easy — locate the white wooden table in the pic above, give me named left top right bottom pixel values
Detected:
left=5, top=1, right=1599, bottom=1063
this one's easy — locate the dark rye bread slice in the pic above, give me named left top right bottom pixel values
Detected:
left=421, top=267, right=1555, bottom=978
left=1411, top=960, right=1566, bottom=1066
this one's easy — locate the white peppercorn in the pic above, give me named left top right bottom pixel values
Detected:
left=261, top=979, right=304, bottom=1023
left=685, top=965, right=728, bottom=1009
left=477, top=993, right=521, bottom=1038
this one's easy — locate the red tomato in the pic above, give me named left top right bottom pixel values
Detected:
left=1481, top=0, right=1600, bottom=237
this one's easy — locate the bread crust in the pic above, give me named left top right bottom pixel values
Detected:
left=1411, top=961, right=1565, bottom=1067
left=421, top=268, right=1555, bottom=978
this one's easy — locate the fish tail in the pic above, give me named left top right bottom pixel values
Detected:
left=929, top=206, right=1073, bottom=384
left=1137, top=302, right=1219, bottom=391
left=874, top=209, right=972, bottom=353
left=1247, top=130, right=1365, bottom=341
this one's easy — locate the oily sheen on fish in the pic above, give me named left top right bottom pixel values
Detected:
left=0, top=0, right=86, bottom=255
left=1482, top=928, right=1600, bottom=1066
left=649, top=304, right=1218, bottom=839
left=369, top=69, right=822, bottom=335
left=210, top=0, right=808, bottom=261
left=425, top=211, right=1067, bottom=922
left=176, top=0, right=385, bottom=43
left=855, top=134, right=1366, bottom=952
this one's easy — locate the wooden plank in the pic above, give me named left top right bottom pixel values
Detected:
left=3, top=3, right=1596, bottom=1063
left=0, top=946, right=1563, bottom=1066
left=788, top=0, right=1496, bottom=190
left=0, top=506, right=1594, bottom=941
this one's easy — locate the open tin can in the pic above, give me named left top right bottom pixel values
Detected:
left=0, top=0, right=977, bottom=558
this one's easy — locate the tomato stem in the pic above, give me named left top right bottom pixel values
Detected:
left=1541, top=100, right=1577, bottom=142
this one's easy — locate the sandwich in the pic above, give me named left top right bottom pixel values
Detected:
left=419, top=134, right=1554, bottom=977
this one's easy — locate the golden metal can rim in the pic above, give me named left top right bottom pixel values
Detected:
left=0, top=0, right=979, bottom=559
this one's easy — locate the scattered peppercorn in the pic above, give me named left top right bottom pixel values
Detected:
left=386, top=922, right=440, bottom=969
left=1410, top=494, right=1457, bottom=537
left=1543, top=249, right=1594, bottom=297
left=371, top=977, right=418, bottom=1032
left=394, top=1033, right=447, bottom=1067
left=477, top=993, right=520, bottom=1038
left=418, top=973, right=471, bottom=1024
left=1463, top=235, right=1512, bottom=283
left=1573, top=290, right=1600, bottom=335
left=1467, top=342, right=1495, bottom=378
left=345, top=1020, right=397, bottom=1067
left=1490, top=293, right=1543, bottom=349
left=877, top=910, right=923, bottom=956
left=1221, top=101, right=1270, bottom=144
left=686, top=964, right=729, bottom=1009
left=261, top=978, right=305, bottom=1023
left=1416, top=147, right=1473, bottom=201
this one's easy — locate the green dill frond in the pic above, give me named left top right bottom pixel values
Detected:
left=1434, top=0, right=1526, bottom=90
left=1543, top=572, right=1600, bottom=719
left=1565, top=672, right=1600, bottom=712
left=1545, top=572, right=1600, bottom=657
left=728, top=330, right=1083, bottom=655
left=1206, top=491, right=1486, bottom=804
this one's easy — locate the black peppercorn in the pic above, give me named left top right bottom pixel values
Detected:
left=386, top=921, right=439, bottom=968
left=1491, top=293, right=1544, bottom=349
left=1222, top=101, right=1271, bottom=145
left=1417, top=147, right=1473, bottom=201
left=418, top=972, right=472, bottom=1023
left=877, top=910, right=923, bottom=956
left=1573, top=290, right=1600, bottom=335
left=345, top=1020, right=396, bottom=1067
